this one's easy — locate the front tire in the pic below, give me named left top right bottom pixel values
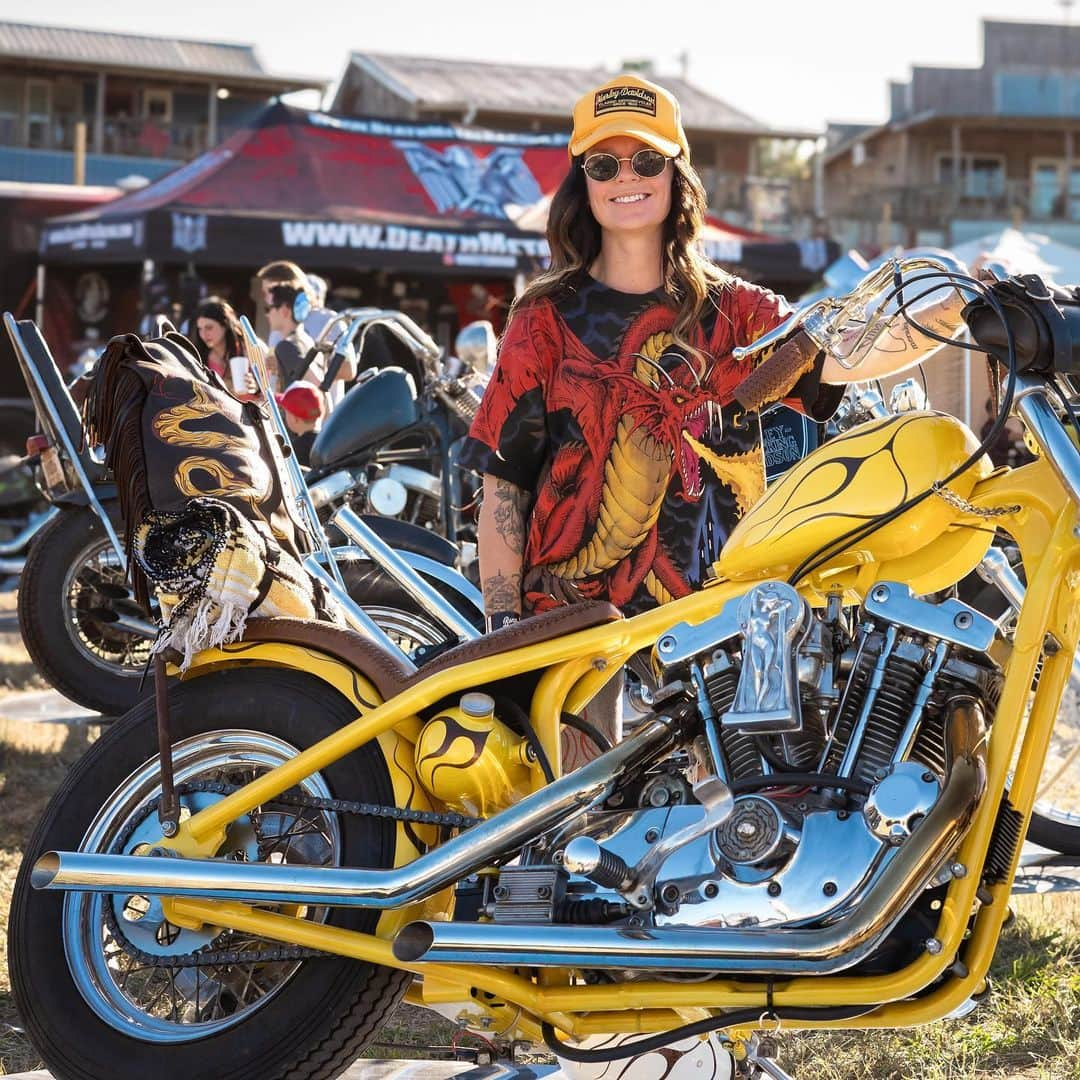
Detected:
left=18, top=505, right=154, bottom=715
left=9, top=668, right=409, bottom=1080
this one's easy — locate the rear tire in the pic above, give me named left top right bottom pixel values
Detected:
left=8, top=667, right=409, bottom=1080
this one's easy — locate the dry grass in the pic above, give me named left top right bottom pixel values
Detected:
left=782, top=892, right=1080, bottom=1080
left=0, top=594, right=43, bottom=696
left=0, top=717, right=102, bottom=1075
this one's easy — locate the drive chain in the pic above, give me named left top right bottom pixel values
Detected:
left=102, top=779, right=478, bottom=970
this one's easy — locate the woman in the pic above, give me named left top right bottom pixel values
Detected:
left=194, top=297, right=257, bottom=399
left=459, top=74, right=966, bottom=752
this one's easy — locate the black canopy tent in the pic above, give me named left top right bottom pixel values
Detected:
left=40, top=103, right=836, bottom=285
left=38, top=104, right=569, bottom=276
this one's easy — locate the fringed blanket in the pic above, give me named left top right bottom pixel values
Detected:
left=83, top=331, right=306, bottom=611
left=134, top=497, right=339, bottom=670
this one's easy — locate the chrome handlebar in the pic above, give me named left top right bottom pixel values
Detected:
left=732, top=252, right=972, bottom=368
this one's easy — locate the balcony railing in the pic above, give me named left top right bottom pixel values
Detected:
left=700, top=170, right=815, bottom=230
left=830, top=180, right=1080, bottom=227
left=0, top=115, right=240, bottom=162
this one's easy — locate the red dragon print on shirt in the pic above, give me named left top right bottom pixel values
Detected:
left=522, top=303, right=766, bottom=611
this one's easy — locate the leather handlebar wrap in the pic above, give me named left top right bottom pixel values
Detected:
left=734, top=329, right=822, bottom=414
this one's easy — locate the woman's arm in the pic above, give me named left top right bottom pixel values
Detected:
left=477, top=473, right=532, bottom=629
left=820, top=285, right=968, bottom=385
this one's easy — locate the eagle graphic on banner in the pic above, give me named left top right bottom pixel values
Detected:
left=394, top=142, right=543, bottom=220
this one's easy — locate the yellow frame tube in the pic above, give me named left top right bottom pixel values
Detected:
left=154, top=459, right=1078, bottom=1037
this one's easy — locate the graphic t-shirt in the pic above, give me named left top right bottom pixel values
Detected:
left=459, top=274, right=841, bottom=616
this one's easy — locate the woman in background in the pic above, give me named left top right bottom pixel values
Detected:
left=194, top=297, right=257, bottom=399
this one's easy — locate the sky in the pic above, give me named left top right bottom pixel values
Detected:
left=8, top=0, right=1080, bottom=132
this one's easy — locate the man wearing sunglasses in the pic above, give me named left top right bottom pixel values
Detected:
left=264, top=283, right=325, bottom=419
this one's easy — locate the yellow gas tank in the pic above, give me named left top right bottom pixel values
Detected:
left=716, top=412, right=993, bottom=588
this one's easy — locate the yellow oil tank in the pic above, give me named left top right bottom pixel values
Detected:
left=414, top=693, right=533, bottom=817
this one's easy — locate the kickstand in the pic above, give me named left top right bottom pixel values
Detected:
left=154, top=654, right=180, bottom=838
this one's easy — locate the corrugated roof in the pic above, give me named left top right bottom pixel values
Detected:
left=0, top=20, right=316, bottom=86
left=349, top=53, right=773, bottom=134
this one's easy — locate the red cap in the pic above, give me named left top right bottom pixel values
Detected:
left=275, top=381, right=323, bottom=422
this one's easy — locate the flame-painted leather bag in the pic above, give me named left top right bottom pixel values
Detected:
left=83, top=331, right=337, bottom=658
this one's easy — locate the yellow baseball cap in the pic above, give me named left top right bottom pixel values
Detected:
left=569, top=73, right=690, bottom=162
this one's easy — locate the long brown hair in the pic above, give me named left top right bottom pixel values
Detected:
left=194, top=298, right=244, bottom=363
left=513, top=153, right=730, bottom=357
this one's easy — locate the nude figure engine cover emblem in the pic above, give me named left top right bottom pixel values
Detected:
left=721, top=580, right=810, bottom=733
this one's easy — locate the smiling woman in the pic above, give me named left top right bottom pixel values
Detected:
left=459, top=73, right=844, bottom=631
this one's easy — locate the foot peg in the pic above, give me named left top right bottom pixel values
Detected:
left=562, top=778, right=734, bottom=909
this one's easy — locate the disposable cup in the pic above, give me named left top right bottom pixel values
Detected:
left=229, top=356, right=249, bottom=393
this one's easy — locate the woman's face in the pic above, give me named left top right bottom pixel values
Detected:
left=196, top=316, right=226, bottom=351
left=584, top=135, right=673, bottom=235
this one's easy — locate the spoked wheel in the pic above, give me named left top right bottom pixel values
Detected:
left=9, top=668, right=409, bottom=1080
left=64, top=534, right=154, bottom=672
left=19, top=505, right=156, bottom=715
left=340, top=561, right=481, bottom=659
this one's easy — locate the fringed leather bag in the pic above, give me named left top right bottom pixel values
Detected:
left=84, top=331, right=340, bottom=665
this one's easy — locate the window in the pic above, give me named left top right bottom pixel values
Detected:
left=142, top=89, right=173, bottom=123
left=935, top=154, right=1005, bottom=198
left=0, top=78, right=18, bottom=146
left=996, top=72, right=1063, bottom=116
left=1030, top=160, right=1080, bottom=220
left=25, top=79, right=51, bottom=148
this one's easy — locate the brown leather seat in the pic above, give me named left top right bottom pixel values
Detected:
left=402, top=601, right=622, bottom=689
left=241, top=618, right=414, bottom=700
left=240, top=601, right=622, bottom=702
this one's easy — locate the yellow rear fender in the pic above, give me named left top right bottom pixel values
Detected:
left=177, top=640, right=449, bottom=934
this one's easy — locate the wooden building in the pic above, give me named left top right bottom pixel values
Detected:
left=0, top=20, right=322, bottom=186
left=825, top=19, right=1080, bottom=250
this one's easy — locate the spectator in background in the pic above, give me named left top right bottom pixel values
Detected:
left=304, top=273, right=358, bottom=407
left=264, top=282, right=322, bottom=396
left=256, top=261, right=356, bottom=406
left=194, top=298, right=258, bottom=399
left=256, top=261, right=309, bottom=348
left=980, top=397, right=1033, bottom=469
left=275, top=381, right=325, bottom=466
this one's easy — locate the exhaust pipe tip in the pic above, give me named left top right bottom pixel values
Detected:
left=393, top=922, right=435, bottom=963
left=31, top=852, right=60, bottom=890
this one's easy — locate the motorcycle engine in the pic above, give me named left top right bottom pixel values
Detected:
left=494, top=580, right=1001, bottom=938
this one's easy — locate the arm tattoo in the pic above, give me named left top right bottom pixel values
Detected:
left=491, top=478, right=530, bottom=556
left=483, top=569, right=523, bottom=617
left=872, top=291, right=964, bottom=358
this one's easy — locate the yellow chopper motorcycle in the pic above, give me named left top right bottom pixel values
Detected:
left=9, top=256, right=1080, bottom=1080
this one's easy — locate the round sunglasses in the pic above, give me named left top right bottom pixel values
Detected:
left=582, top=148, right=670, bottom=182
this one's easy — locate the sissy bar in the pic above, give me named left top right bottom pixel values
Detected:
left=237, top=316, right=410, bottom=662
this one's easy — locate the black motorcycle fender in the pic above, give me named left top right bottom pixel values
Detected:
left=358, top=514, right=457, bottom=567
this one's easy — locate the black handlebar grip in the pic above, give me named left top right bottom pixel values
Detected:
left=734, top=330, right=822, bottom=413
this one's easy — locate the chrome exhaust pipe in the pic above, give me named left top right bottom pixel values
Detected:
left=394, top=700, right=988, bottom=974
left=32, top=713, right=678, bottom=905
